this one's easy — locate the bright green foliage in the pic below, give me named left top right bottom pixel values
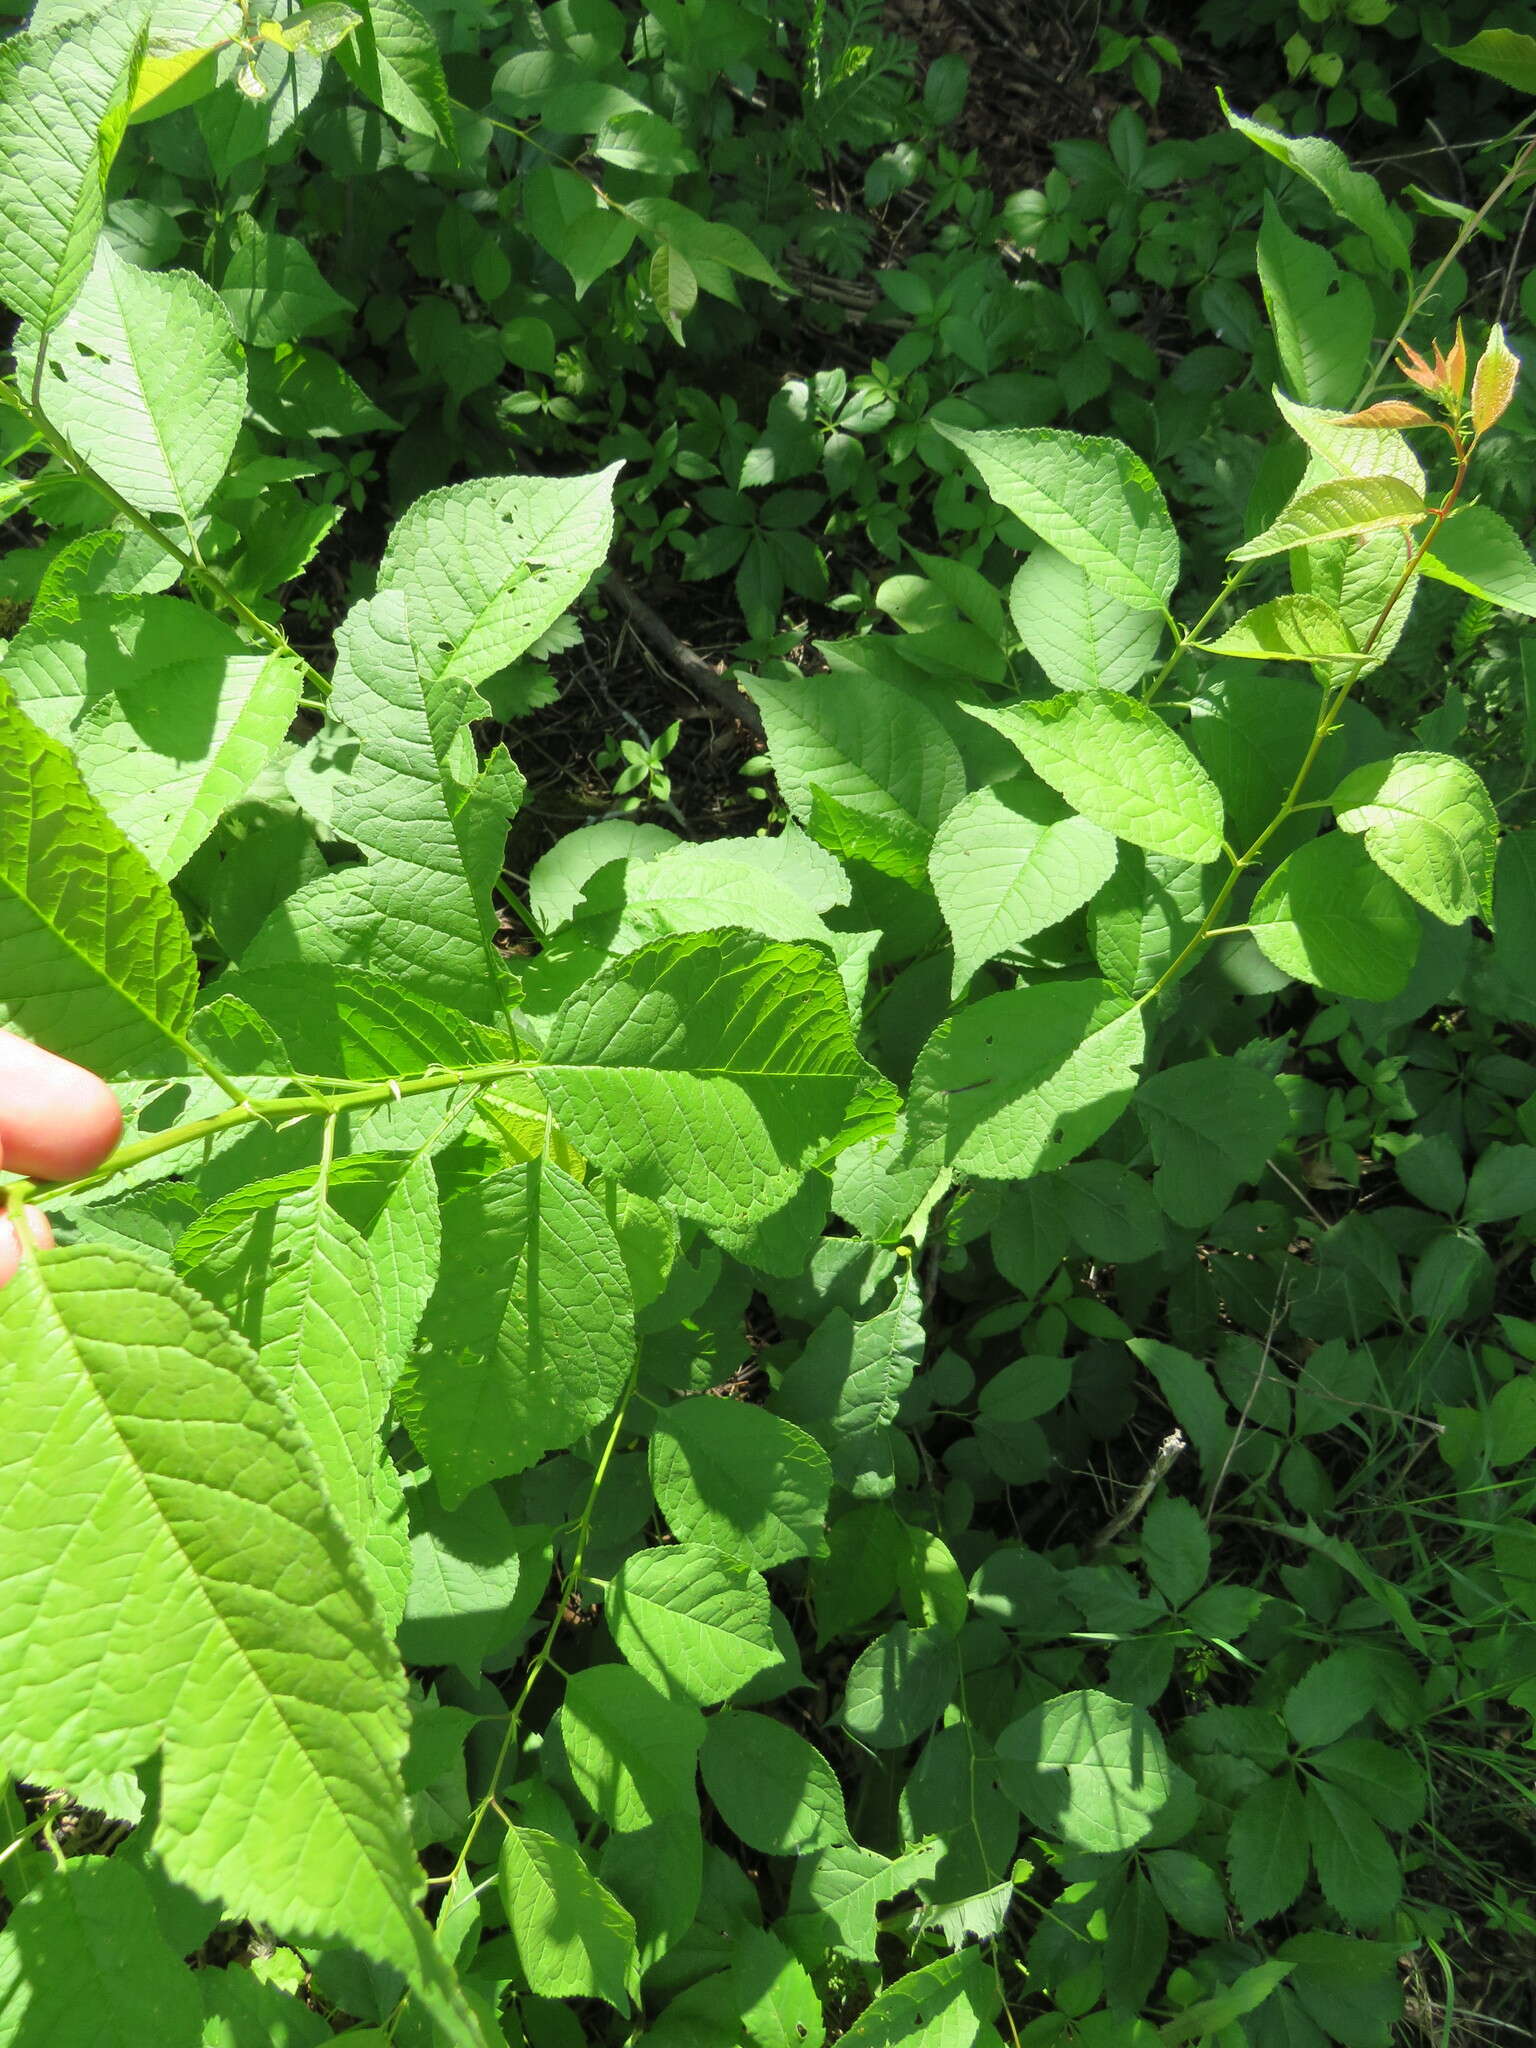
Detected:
left=650, top=1397, right=832, bottom=1568
left=606, top=1542, right=780, bottom=1704
left=23, top=241, right=244, bottom=528
left=402, top=1160, right=634, bottom=1506
left=1009, top=544, right=1164, bottom=692
left=1249, top=834, right=1420, bottom=999
left=700, top=1711, right=849, bottom=1854
left=929, top=780, right=1117, bottom=990
left=938, top=424, right=1180, bottom=610
left=0, top=1251, right=474, bottom=2042
left=0, top=681, right=197, bottom=1074
left=498, top=1828, right=638, bottom=2010
left=0, top=5, right=146, bottom=334
left=971, top=692, right=1224, bottom=863
left=0, top=3, right=1530, bottom=2042
left=4, top=598, right=300, bottom=879
left=1330, top=750, right=1499, bottom=923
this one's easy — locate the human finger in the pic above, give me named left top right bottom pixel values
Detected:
left=0, top=1206, right=56, bottom=1286
left=0, top=1030, right=123, bottom=1183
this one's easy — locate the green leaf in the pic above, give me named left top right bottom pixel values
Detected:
left=837, top=1949, right=999, bottom=2047
left=842, top=1622, right=959, bottom=1748
left=1187, top=666, right=1343, bottom=848
left=0, top=1855, right=203, bottom=2043
left=649, top=241, right=698, bottom=336
left=497, top=1827, right=638, bottom=2010
left=929, top=779, right=1117, bottom=991
left=1160, top=1960, right=1295, bottom=2043
left=1227, top=1773, right=1308, bottom=1923
left=398, top=1481, right=549, bottom=1677
left=1424, top=505, right=1536, bottom=617
left=1205, top=594, right=1358, bottom=663
left=0, top=5, right=146, bottom=334
left=1221, top=94, right=1411, bottom=276
left=970, top=691, right=1224, bottom=864
left=247, top=590, right=524, bottom=1011
left=607, top=1541, right=780, bottom=1705
left=1137, top=1059, right=1290, bottom=1227
left=400, top=1161, right=634, bottom=1509
left=1145, top=1848, right=1229, bottom=1939
left=1310, top=1740, right=1425, bottom=1832
left=1231, top=476, right=1424, bottom=561
left=3, top=597, right=300, bottom=879
left=907, top=980, right=1144, bottom=1179
left=1139, top=1496, right=1211, bottom=1608
left=377, top=465, right=620, bottom=691
left=0, top=1249, right=477, bottom=2045
left=787, top=1842, right=943, bottom=1963
left=650, top=1397, right=832, bottom=1569
left=936, top=423, right=1180, bottom=610
left=1128, top=1339, right=1232, bottom=1481
left=749, top=662, right=966, bottom=885
left=522, top=164, right=636, bottom=295
left=187, top=1178, right=408, bottom=1625
left=1272, top=389, right=1424, bottom=495
left=1090, top=847, right=1209, bottom=998
left=21, top=242, right=242, bottom=526
left=700, top=1710, right=849, bottom=1853
left=1279, top=1931, right=1401, bottom=2048
left=558, top=1665, right=705, bottom=1833
left=1284, top=1647, right=1381, bottom=1748
left=1305, top=1781, right=1401, bottom=1926
left=339, top=0, right=456, bottom=150
left=534, top=930, right=897, bottom=1231
left=730, top=1928, right=826, bottom=2048
left=626, top=195, right=787, bottom=294
left=1256, top=194, right=1373, bottom=408
left=1439, top=29, right=1536, bottom=94
left=997, top=1689, right=1173, bottom=1852
left=1330, top=751, right=1498, bottom=924
left=1250, top=833, right=1420, bottom=1001
left=220, top=216, right=352, bottom=345
left=0, top=679, right=196, bottom=1076
left=1008, top=543, right=1164, bottom=692
left=774, top=1271, right=926, bottom=1498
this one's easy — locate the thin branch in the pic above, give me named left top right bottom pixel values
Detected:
left=603, top=567, right=765, bottom=738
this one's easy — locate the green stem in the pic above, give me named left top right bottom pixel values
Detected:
left=3, top=1059, right=528, bottom=1211
left=5, top=374, right=333, bottom=704
left=383, top=1359, right=643, bottom=2041
left=1138, top=458, right=1470, bottom=1010
left=1355, top=135, right=1536, bottom=407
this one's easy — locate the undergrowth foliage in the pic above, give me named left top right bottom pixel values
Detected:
left=1, top=5, right=1536, bottom=2046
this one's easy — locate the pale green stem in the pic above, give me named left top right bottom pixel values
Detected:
left=2, top=1059, right=529, bottom=1211
left=5, top=372, right=333, bottom=704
